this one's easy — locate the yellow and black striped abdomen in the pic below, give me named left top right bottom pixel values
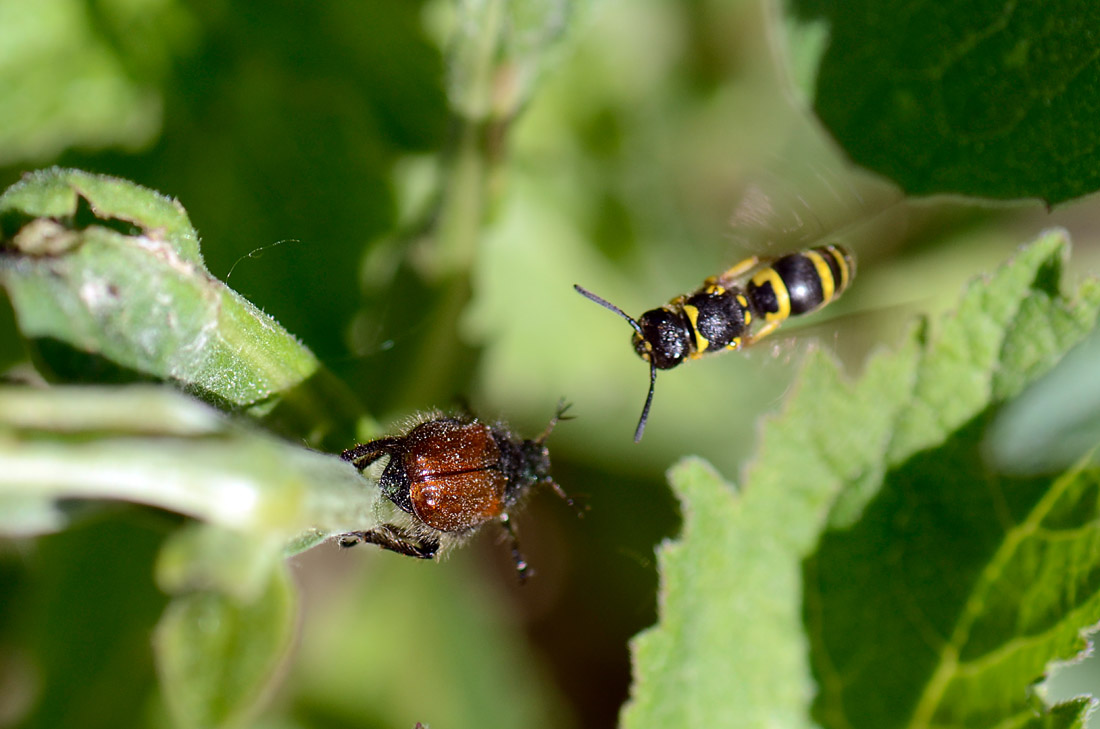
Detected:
left=747, top=245, right=854, bottom=323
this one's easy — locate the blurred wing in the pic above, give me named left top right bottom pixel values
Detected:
left=724, top=158, right=905, bottom=260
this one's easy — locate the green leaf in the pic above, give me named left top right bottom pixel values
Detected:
left=0, top=168, right=317, bottom=405
left=807, top=460, right=1100, bottom=728
left=0, top=169, right=363, bottom=448
left=155, top=560, right=297, bottom=729
left=781, top=0, right=1100, bottom=204
left=622, top=231, right=1100, bottom=728
left=156, top=524, right=284, bottom=602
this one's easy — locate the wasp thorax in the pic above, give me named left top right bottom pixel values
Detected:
left=685, top=290, right=748, bottom=349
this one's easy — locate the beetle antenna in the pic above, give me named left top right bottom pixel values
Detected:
left=573, top=284, right=644, bottom=337
left=634, top=360, right=657, bottom=442
left=536, top=399, right=573, bottom=444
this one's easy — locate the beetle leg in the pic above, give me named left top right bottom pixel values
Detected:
left=337, top=524, right=440, bottom=559
left=498, top=512, right=531, bottom=583
left=341, top=438, right=402, bottom=471
left=546, top=477, right=585, bottom=518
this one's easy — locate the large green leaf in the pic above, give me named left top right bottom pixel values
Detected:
left=622, top=231, right=1100, bottom=728
left=808, top=452, right=1100, bottom=728
left=0, top=168, right=316, bottom=406
left=782, top=0, right=1100, bottom=204
left=0, top=168, right=361, bottom=448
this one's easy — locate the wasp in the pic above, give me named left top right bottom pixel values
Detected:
left=338, top=403, right=572, bottom=581
left=574, top=244, right=856, bottom=441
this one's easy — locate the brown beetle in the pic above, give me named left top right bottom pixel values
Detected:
left=338, top=403, right=571, bottom=580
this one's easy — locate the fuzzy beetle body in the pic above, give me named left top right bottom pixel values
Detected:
left=338, top=404, right=569, bottom=580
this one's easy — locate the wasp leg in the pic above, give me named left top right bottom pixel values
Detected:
left=721, top=336, right=745, bottom=352
left=498, top=512, right=531, bottom=583
left=337, top=524, right=440, bottom=559
left=687, top=333, right=743, bottom=359
left=742, top=319, right=783, bottom=347
left=706, top=255, right=772, bottom=287
left=341, top=438, right=402, bottom=470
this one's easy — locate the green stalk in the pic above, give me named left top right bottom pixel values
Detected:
left=0, top=384, right=380, bottom=552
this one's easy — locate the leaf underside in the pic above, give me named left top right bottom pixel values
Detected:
left=786, top=0, right=1100, bottom=205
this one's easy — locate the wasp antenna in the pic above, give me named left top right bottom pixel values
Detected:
left=573, top=284, right=644, bottom=337
left=633, top=360, right=658, bottom=443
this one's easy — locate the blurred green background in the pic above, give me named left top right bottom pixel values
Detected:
left=2, top=0, right=1099, bottom=727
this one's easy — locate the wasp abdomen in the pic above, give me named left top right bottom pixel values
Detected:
left=748, top=245, right=853, bottom=321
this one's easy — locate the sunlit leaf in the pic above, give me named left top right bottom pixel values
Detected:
left=0, top=169, right=362, bottom=447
